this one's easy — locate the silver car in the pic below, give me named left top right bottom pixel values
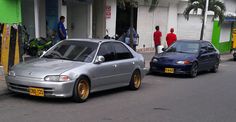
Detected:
left=6, top=39, right=146, bottom=102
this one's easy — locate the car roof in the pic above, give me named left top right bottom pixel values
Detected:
left=65, top=38, right=120, bottom=43
left=177, top=40, right=210, bottom=43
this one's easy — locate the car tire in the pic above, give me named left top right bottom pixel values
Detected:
left=72, top=76, right=90, bottom=103
left=190, top=62, right=198, bottom=78
left=129, top=70, right=142, bottom=90
left=210, top=61, right=219, bottom=73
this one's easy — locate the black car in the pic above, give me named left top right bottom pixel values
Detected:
left=150, top=40, right=220, bottom=77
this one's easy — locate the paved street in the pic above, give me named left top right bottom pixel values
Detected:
left=1, top=58, right=236, bottom=122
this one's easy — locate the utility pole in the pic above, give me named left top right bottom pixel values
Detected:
left=201, top=0, right=209, bottom=40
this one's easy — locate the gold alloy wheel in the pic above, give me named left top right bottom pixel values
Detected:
left=77, top=80, right=89, bottom=100
left=133, top=72, right=141, bottom=89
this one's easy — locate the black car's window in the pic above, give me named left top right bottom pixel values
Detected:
left=166, top=41, right=199, bottom=54
left=207, top=42, right=216, bottom=52
left=97, top=43, right=116, bottom=62
left=200, top=42, right=208, bottom=52
left=42, top=41, right=98, bottom=62
left=113, top=42, right=133, bottom=60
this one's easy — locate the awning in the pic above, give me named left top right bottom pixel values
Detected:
left=224, top=11, right=236, bottom=22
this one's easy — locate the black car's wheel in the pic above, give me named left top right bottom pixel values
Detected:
left=129, top=70, right=142, bottom=90
left=210, top=61, right=219, bottom=73
left=72, top=76, right=90, bottom=103
left=190, top=62, right=198, bottom=78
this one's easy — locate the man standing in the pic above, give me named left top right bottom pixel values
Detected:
left=153, top=26, right=162, bottom=54
left=58, top=16, right=67, bottom=41
left=166, top=28, right=177, bottom=47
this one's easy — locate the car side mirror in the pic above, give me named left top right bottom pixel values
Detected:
left=162, top=48, right=166, bottom=52
left=94, top=56, right=105, bottom=64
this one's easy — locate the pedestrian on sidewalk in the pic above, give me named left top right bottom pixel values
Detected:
left=153, top=26, right=162, bottom=54
left=57, top=16, right=67, bottom=42
left=125, top=27, right=139, bottom=51
left=166, top=28, right=177, bottom=47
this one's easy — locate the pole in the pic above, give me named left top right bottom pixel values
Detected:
left=34, top=0, right=40, bottom=38
left=202, top=0, right=209, bottom=40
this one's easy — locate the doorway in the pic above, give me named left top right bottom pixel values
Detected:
left=116, top=3, right=138, bottom=37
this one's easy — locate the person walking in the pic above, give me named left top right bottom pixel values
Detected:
left=125, top=27, right=139, bottom=51
left=58, top=16, right=67, bottom=41
left=153, top=26, right=162, bottom=54
left=166, top=28, right=177, bottom=47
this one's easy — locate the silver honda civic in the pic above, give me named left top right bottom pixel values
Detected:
left=6, top=39, right=147, bottom=102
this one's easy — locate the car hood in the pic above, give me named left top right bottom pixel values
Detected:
left=154, top=52, right=197, bottom=63
left=11, top=58, right=86, bottom=78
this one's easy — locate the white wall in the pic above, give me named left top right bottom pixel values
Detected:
left=92, top=0, right=106, bottom=38
left=225, top=0, right=236, bottom=12
left=177, top=14, right=214, bottom=41
left=67, top=2, right=91, bottom=38
left=137, top=6, right=168, bottom=48
left=106, top=0, right=117, bottom=37
left=167, top=2, right=178, bottom=36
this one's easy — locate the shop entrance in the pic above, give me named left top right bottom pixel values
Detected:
left=116, top=3, right=138, bottom=37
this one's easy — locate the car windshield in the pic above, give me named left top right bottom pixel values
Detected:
left=42, top=41, right=98, bottom=62
left=166, top=41, right=199, bottom=54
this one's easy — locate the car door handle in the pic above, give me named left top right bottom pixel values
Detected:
left=132, top=62, right=135, bottom=65
left=113, top=64, right=117, bottom=67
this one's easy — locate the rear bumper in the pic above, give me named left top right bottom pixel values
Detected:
left=150, top=62, right=192, bottom=74
left=6, top=76, right=75, bottom=98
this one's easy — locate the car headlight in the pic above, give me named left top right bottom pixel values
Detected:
left=44, top=75, right=71, bottom=82
left=8, top=71, right=16, bottom=76
left=152, top=58, right=158, bottom=63
left=176, top=60, right=191, bottom=65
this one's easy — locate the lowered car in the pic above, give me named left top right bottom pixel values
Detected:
left=150, top=40, right=220, bottom=77
left=6, top=39, right=146, bottom=102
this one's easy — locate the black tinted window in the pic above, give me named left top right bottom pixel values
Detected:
left=207, top=42, right=216, bottom=52
left=113, top=43, right=133, bottom=60
left=97, top=43, right=116, bottom=62
left=43, top=41, right=98, bottom=62
left=200, top=42, right=208, bottom=52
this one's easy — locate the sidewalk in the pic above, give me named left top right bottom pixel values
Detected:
left=0, top=52, right=233, bottom=96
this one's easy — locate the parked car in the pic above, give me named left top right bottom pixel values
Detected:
left=6, top=39, right=147, bottom=103
left=150, top=40, right=220, bottom=77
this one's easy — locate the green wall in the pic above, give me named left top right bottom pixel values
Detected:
left=212, top=21, right=232, bottom=53
left=0, top=0, right=21, bottom=24
left=212, top=21, right=221, bottom=49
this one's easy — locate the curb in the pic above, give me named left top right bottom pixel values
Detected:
left=0, top=89, right=9, bottom=96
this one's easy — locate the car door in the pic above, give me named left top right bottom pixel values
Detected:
left=198, top=42, right=210, bottom=71
left=206, top=42, right=219, bottom=67
left=112, top=42, right=136, bottom=85
left=91, top=42, right=118, bottom=90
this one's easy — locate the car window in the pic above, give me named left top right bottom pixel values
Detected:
left=200, top=42, right=208, bottom=52
left=166, top=41, right=199, bottom=54
left=207, top=42, right=216, bottom=52
left=113, top=42, right=133, bottom=60
left=42, top=41, right=98, bottom=62
left=97, top=43, right=116, bottom=62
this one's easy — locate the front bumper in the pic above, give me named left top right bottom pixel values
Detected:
left=6, top=75, right=75, bottom=98
left=150, top=62, right=192, bottom=74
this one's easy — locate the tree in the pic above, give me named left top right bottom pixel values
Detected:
left=183, top=0, right=226, bottom=40
left=117, top=0, right=159, bottom=50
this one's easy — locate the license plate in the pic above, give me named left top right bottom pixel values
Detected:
left=165, top=68, right=174, bottom=73
left=29, top=87, right=44, bottom=97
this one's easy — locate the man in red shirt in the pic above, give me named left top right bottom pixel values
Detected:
left=153, top=26, right=162, bottom=54
left=166, top=28, right=177, bottom=47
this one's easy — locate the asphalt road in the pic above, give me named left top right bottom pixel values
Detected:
left=1, top=60, right=236, bottom=122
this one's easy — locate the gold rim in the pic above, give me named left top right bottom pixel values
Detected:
left=133, top=72, right=141, bottom=88
left=77, top=80, right=89, bottom=100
